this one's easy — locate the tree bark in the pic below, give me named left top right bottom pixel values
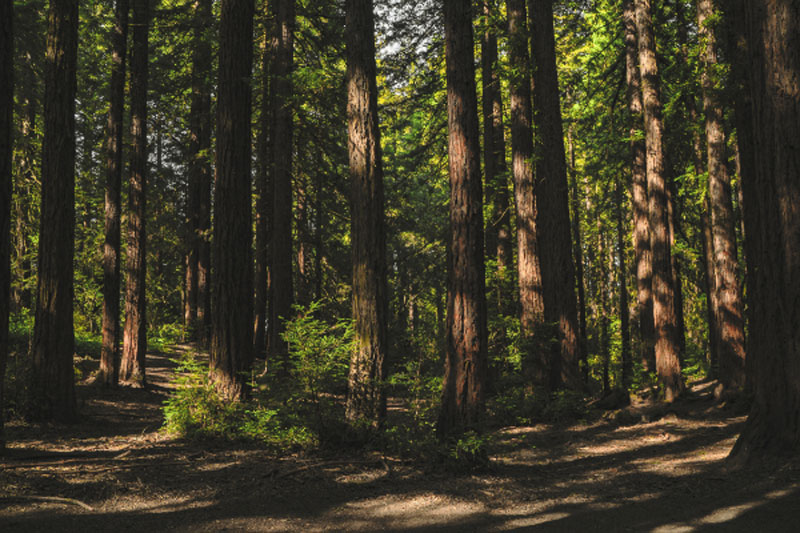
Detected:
left=482, top=0, right=511, bottom=275
left=634, top=0, right=684, bottom=401
left=268, top=0, right=294, bottom=369
left=616, top=163, right=633, bottom=391
left=120, top=0, right=150, bottom=386
left=438, top=0, right=488, bottom=436
left=529, top=0, right=582, bottom=391
left=623, top=0, right=654, bottom=374
left=100, top=0, right=128, bottom=387
left=507, top=0, right=545, bottom=384
left=211, top=0, right=255, bottom=401
left=185, top=0, right=213, bottom=343
left=1, top=0, right=13, bottom=447
left=697, top=0, right=746, bottom=391
left=31, top=0, right=78, bottom=420
left=568, top=128, right=589, bottom=385
left=344, top=0, right=388, bottom=427
left=728, top=0, right=800, bottom=464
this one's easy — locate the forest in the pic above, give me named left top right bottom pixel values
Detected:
left=1, top=0, right=799, bottom=529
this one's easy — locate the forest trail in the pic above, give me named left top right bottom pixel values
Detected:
left=2, top=346, right=799, bottom=532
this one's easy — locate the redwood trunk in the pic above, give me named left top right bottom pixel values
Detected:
left=345, top=0, right=388, bottom=426
left=1, top=0, right=13, bottom=446
left=100, top=0, right=128, bottom=387
left=268, top=0, right=294, bottom=367
left=211, top=0, right=255, bottom=401
left=697, top=0, right=746, bottom=391
left=507, top=0, right=544, bottom=384
left=120, top=0, right=150, bottom=386
left=31, top=0, right=78, bottom=420
left=634, top=0, right=683, bottom=400
left=623, top=0, right=654, bottom=373
left=438, top=0, right=488, bottom=436
left=529, top=0, right=581, bottom=391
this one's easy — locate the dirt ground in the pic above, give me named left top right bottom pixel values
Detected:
left=2, top=347, right=799, bottom=532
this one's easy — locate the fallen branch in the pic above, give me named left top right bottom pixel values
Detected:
left=2, top=495, right=95, bottom=511
left=275, top=458, right=391, bottom=479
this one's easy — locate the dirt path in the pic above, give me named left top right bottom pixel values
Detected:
left=2, top=347, right=799, bottom=532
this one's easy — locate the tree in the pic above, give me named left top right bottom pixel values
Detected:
left=344, top=0, right=388, bottom=427
left=697, top=0, right=746, bottom=391
left=120, top=0, right=150, bottom=386
left=634, top=0, right=683, bottom=400
left=31, top=0, right=78, bottom=420
left=185, top=0, right=213, bottom=342
left=1, top=0, right=13, bottom=447
left=211, top=0, right=255, bottom=401
left=729, top=0, right=800, bottom=463
left=529, top=0, right=581, bottom=390
left=268, top=0, right=295, bottom=368
left=437, top=0, right=488, bottom=436
left=99, top=0, right=129, bottom=387
left=507, top=0, right=544, bottom=383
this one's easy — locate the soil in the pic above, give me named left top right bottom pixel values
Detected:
left=2, top=346, right=799, bottom=532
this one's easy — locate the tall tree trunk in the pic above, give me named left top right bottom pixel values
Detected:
left=253, top=0, right=271, bottom=359
left=211, top=0, right=255, bottom=401
left=344, top=0, right=389, bottom=427
left=598, top=225, right=610, bottom=395
left=438, top=0, right=488, bottom=436
left=482, top=0, right=511, bottom=275
left=507, top=0, right=544, bottom=384
left=634, top=0, right=684, bottom=401
left=698, top=0, right=746, bottom=391
left=100, top=0, right=128, bottom=387
left=568, top=128, right=589, bottom=385
left=529, top=0, right=582, bottom=391
left=120, top=0, right=150, bottom=386
left=623, top=0, right=654, bottom=374
left=185, top=0, right=213, bottom=342
left=31, top=0, right=78, bottom=420
left=268, top=0, right=294, bottom=368
left=1, top=0, right=13, bottom=448
left=728, top=0, right=800, bottom=463
left=616, top=163, right=633, bottom=391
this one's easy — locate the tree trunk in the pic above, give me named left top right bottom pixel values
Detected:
left=31, top=0, right=78, bottom=420
left=507, top=0, right=545, bottom=384
left=623, top=0, right=654, bottom=374
left=616, top=163, right=633, bottom=391
left=1, top=0, right=13, bottom=447
left=697, top=0, right=746, bottom=391
left=100, top=0, right=128, bottom=387
left=482, top=0, right=511, bottom=275
left=211, top=0, right=255, bottom=401
left=634, top=0, right=684, bottom=401
left=728, top=0, right=800, bottom=464
left=253, top=0, right=271, bottom=359
left=438, top=0, right=488, bottom=436
left=529, top=0, right=582, bottom=391
left=568, top=128, right=589, bottom=386
left=344, top=0, right=389, bottom=427
left=268, top=0, right=294, bottom=369
left=120, top=0, right=150, bottom=386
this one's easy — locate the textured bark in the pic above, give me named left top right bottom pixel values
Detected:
left=701, top=194, right=721, bottom=373
left=697, top=0, right=746, bottom=391
left=344, top=0, right=388, bottom=427
left=482, top=0, right=511, bottom=273
left=634, top=0, right=684, bottom=401
left=729, top=0, right=800, bottom=463
left=568, top=129, right=589, bottom=385
left=120, top=0, right=149, bottom=386
left=1, top=0, right=13, bottom=447
left=623, top=0, right=654, bottom=373
left=529, top=0, right=581, bottom=391
left=211, top=0, right=255, bottom=401
left=31, top=0, right=78, bottom=420
left=100, top=0, right=128, bottom=388
left=185, top=0, right=213, bottom=343
left=268, top=0, right=294, bottom=368
left=438, top=0, right=488, bottom=436
left=253, top=0, right=272, bottom=359
left=507, top=0, right=544, bottom=384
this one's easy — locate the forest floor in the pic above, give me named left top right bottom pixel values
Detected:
left=2, top=346, right=799, bottom=532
